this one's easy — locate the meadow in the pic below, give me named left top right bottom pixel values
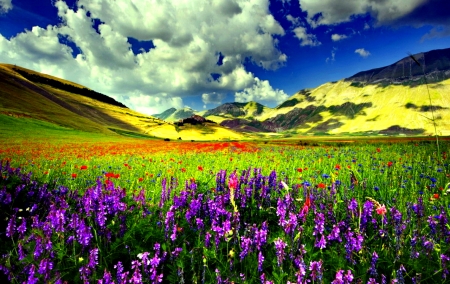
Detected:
left=0, top=137, right=449, bottom=283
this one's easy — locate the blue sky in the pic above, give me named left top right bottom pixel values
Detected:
left=1, top=0, right=449, bottom=115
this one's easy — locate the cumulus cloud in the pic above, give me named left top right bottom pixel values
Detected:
left=300, top=0, right=428, bottom=27
left=235, top=77, right=288, bottom=105
left=202, top=93, right=226, bottom=105
left=293, top=26, right=321, bottom=46
left=123, top=93, right=184, bottom=116
left=0, top=0, right=288, bottom=114
left=355, top=48, right=370, bottom=58
left=0, top=0, right=12, bottom=13
left=331, top=34, right=347, bottom=41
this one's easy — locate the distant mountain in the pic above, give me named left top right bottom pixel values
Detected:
left=209, top=47, right=450, bottom=136
left=346, top=47, right=450, bottom=84
left=154, top=107, right=198, bottom=122
left=153, top=108, right=176, bottom=120
left=204, top=101, right=270, bottom=119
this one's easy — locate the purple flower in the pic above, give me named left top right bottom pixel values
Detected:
left=6, top=214, right=16, bottom=237
left=258, top=251, right=264, bottom=272
left=315, top=234, right=327, bottom=249
left=313, top=212, right=325, bottom=236
left=205, top=232, right=212, bottom=248
left=309, top=260, right=323, bottom=281
left=441, top=254, right=450, bottom=279
left=33, top=236, right=43, bottom=260
left=38, top=258, right=53, bottom=281
left=18, top=242, right=26, bottom=260
left=368, top=251, right=378, bottom=277
left=88, top=248, right=99, bottom=269
left=239, top=236, right=252, bottom=260
left=27, top=264, right=39, bottom=284
left=101, top=269, right=114, bottom=284
left=114, top=261, right=128, bottom=284
left=274, top=238, right=287, bottom=266
left=17, top=218, right=27, bottom=236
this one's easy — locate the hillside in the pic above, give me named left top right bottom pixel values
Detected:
left=347, top=47, right=450, bottom=84
left=200, top=47, right=450, bottom=136
left=0, top=64, right=245, bottom=141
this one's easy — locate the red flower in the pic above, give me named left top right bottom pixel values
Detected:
left=198, top=166, right=203, bottom=171
left=387, top=161, right=393, bottom=167
left=230, top=158, right=233, bottom=161
left=433, top=193, right=439, bottom=199
left=71, top=173, right=77, bottom=178
left=43, top=171, right=49, bottom=175
left=335, top=164, right=341, bottom=170
left=181, top=168, right=186, bottom=173
left=376, top=148, right=381, bottom=153
left=318, top=183, right=326, bottom=189
left=138, top=177, right=144, bottom=182
left=80, top=165, right=88, bottom=170
left=376, top=205, right=387, bottom=215
left=297, top=168, right=303, bottom=173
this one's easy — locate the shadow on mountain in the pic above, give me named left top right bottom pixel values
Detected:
left=404, top=103, right=448, bottom=112
left=310, top=119, right=344, bottom=132
left=379, top=125, right=425, bottom=135
left=220, top=102, right=373, bottom=133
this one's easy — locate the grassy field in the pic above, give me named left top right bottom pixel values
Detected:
left=1, top=133, right=449, bottom=283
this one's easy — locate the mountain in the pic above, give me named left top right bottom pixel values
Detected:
left=207, top=47, right=450, bottom=136
left=0, top=64, right=245, bottom=141
left=154, top=107, right=198, bottom=122
left=346, top=47, right=450, bottom=84
left=153, top=107, right=176, bottom=120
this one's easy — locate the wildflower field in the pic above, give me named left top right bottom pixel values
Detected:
left=0, top=138, right=449, bottom=283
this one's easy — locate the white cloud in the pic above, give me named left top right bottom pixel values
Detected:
left=300, top=0, right=427, bottom=27
left=293, top=26, right=321, bottom=46
left=0, top=0, right=12, bottom=13
left=331, top=34, right=348, bottom=41
left=355, top=48, right=371, bottom=58
left=235, top=77, right=288, bottom=105
left=326, top=47, right=336, bottom=63
left=202, top=93, right=226, bottom=105
left=123, top=92, right=184, bottom=115
left=286, top=14, right=301, bottom=27
left=0, top=0, right=287, bottom=115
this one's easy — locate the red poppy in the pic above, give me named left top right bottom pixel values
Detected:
left=230, top=158, right=233, bottom=161
left=43, top=171, right=49, bottom=175
left=198, top=166, right=203, bottom=171
left=433, top=193, right=439, bottom=199
left=138, top=177, right=144, bottom=182
left=297, top=168, right=303, bottom=173
left=335, top=164, right=341, bottom=170
left=376, top=148, right=381, bottom=153
left=387, top=161, right=393, bottom=167
left=181, top=168, right=186, bottom=173
left=71, top=173, right=77, bottom=178
left=318, top=183, right=326, bottom=189
left=80, top=165, right=88, bottom=170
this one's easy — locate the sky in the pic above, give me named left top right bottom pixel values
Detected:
left=1, top=0, right=450, bottom=115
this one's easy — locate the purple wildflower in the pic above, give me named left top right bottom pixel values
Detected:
left=309, top=260, right=323, bottom=282
left=368, top=251, right=378, bottom=277
left=441, top=254, right=450, bottom=279
left=274, top=238, right=287, bottom=266
left=258, top=251, right=264, bottom=272
left=38, top=258, right=54, bottom=281
left=27, top=264, right=39, bottom=284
